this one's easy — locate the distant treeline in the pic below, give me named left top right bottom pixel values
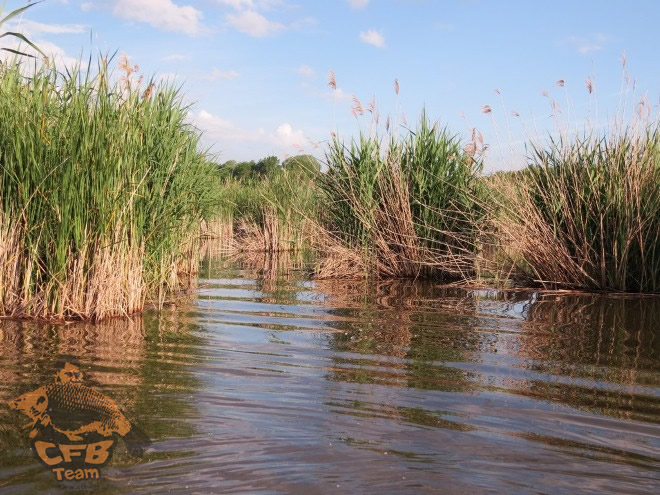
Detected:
left=217, top=154, right=321, bottom=181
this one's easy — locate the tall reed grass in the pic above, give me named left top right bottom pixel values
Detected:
left=318, top=114, right=486, bottom=279
left=0, top=57, right=220, bottom=320
left=198, top=67, right=660, bottom=294
left=492, top=124, right=660, bottom=292
left=213, top=168, right=319, bottom=253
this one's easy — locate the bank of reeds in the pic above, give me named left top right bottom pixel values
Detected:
left=317, top=115, right=487, bottom=280
left=0, top=58, right=220, bottom=320
left=207, top=113, right=659, bottom=294
left=214, top=168, right=319, bottom=253
left=492, top=123, right=660, bottom=292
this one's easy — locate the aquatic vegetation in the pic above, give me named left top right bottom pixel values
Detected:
left=0, top=57, right=220, bottom=320
left=212, top=165, right=320, bottom=253
left=492, top=123, right=660, bottom=292
left=317, top=114, right=487, bottom=279
left=208, top=111, right=659, bottom=294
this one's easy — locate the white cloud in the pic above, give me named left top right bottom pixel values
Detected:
left=348, top=0, right=369, bottom=9
left=192, top=109, right=310, bottom=157
left=359, top=29, right=385, bottom=48
left=226, top=10, right=284, bottom=37
left=217, top=1, right=314, bottom=37
left=215, top=0, right=255, bottom=8
left=202, top=68, right=240, bottom=81
left=578, top=43, right=601, bottom=55
left=0, top=38, right=78, bottom=69
left=111, top=0, right=204, bottom=36
left=14, top=20, right=86, bottom=36
left=193, top=110, right=264, bottom=143
left=214, top=0, right=288, bottom=10
left=296, top=64, right=315, bottom=77
left=274, top=123, right=305, bottom=148
left=563, top=34, right=609, bottom=55
left=290, top=16, right=317, bottom=31
left=322, top=86, right=352, bottom=103
left=435, top=23, right=455, bottom=32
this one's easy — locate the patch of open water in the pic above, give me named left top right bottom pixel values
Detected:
left=1, top=256, right=658, bottom=493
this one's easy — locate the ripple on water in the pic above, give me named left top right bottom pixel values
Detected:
left=0, top=257, right=659, bottom=494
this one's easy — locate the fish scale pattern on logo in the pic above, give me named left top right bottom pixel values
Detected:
left=8, top=361, right=150, bottom=483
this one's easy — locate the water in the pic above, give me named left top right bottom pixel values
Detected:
left=1, top=254, right=659, bottom=494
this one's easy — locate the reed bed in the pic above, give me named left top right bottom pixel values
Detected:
left=216, top=168, right=320, bottom=254
left=205, top=109, right=659, bottom=294
left=492, top=123, right=660, bottom=292
left=0, top=58, right=220, bottom=320
left=317, top=114, right=487, bottom=280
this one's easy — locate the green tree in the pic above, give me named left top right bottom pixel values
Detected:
left=254, top=155, right=280, bottom=177
left=282, top=154, right=320, bottom=178
left=217, top=160, right=236, bottom=180
left=232, top=160, right=256, bottom=180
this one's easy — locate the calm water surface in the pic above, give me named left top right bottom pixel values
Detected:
left=1, top=254, right=659, bottom=494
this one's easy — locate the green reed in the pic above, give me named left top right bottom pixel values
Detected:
left=214, top=168, right=319, bottom=252
left=319, top=114, right=486, bottom=279
left=0, top=58, right=221, bottom=319
left=494, top=126, right=660, bottom=292
left=402, top=117, right=486, bottom=254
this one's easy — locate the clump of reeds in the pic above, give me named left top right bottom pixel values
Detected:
left=318, top=114, right=487, bottom=279
left=492, top=122, right=660, bottom=292
left=0, top=57, right=220, bottom=320
left=217, top=167, right=320, bottom=254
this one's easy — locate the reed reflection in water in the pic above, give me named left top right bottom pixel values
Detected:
left=0, top=253, right=658, bottom=494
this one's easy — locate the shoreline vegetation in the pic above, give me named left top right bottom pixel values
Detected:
left=210, top=104, right=659, bottom=294
left=1, top=56, right=658, bottom=322
left=0, top=57, right=220, bottom=320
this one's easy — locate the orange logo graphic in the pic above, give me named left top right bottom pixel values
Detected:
left=9, top=361, right=149, bottom=483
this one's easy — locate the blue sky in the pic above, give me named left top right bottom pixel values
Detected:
left=5, top=0, right=659, bottom=170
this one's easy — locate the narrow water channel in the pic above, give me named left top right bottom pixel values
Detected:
left=1, top=254, right=658, bottom=494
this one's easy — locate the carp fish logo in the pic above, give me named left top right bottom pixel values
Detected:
left=8, top=360, right=150, bottom=483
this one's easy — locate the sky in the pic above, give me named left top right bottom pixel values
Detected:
left=4, top=0, right=659, bottom=171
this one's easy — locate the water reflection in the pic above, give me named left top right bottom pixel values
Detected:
left=0, top=312, right=204, bottom=492
left=322, top=282, right=660, bottom=420
left=0, top=253, right=658, bottom=494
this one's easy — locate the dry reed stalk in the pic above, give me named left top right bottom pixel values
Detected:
left=0, top=216, right=206, bottom=321
left=201, top=218, right=234, bottom=242
left=488, top=123, right=659, bottom=292
left=231, top=204, right=312, bottom=254
left=200, top=218, right=236, bottom=258
left=0, top=220, right=146, bottom=320
left=318, top=140, right=485, bottom=279
left=309, top=222, right=367, bottom=279
left=370, top=157, right=422, bottom=278
left=233, top=218, right=265, bottom=252
left=262, top=206, right=280, bottom=253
